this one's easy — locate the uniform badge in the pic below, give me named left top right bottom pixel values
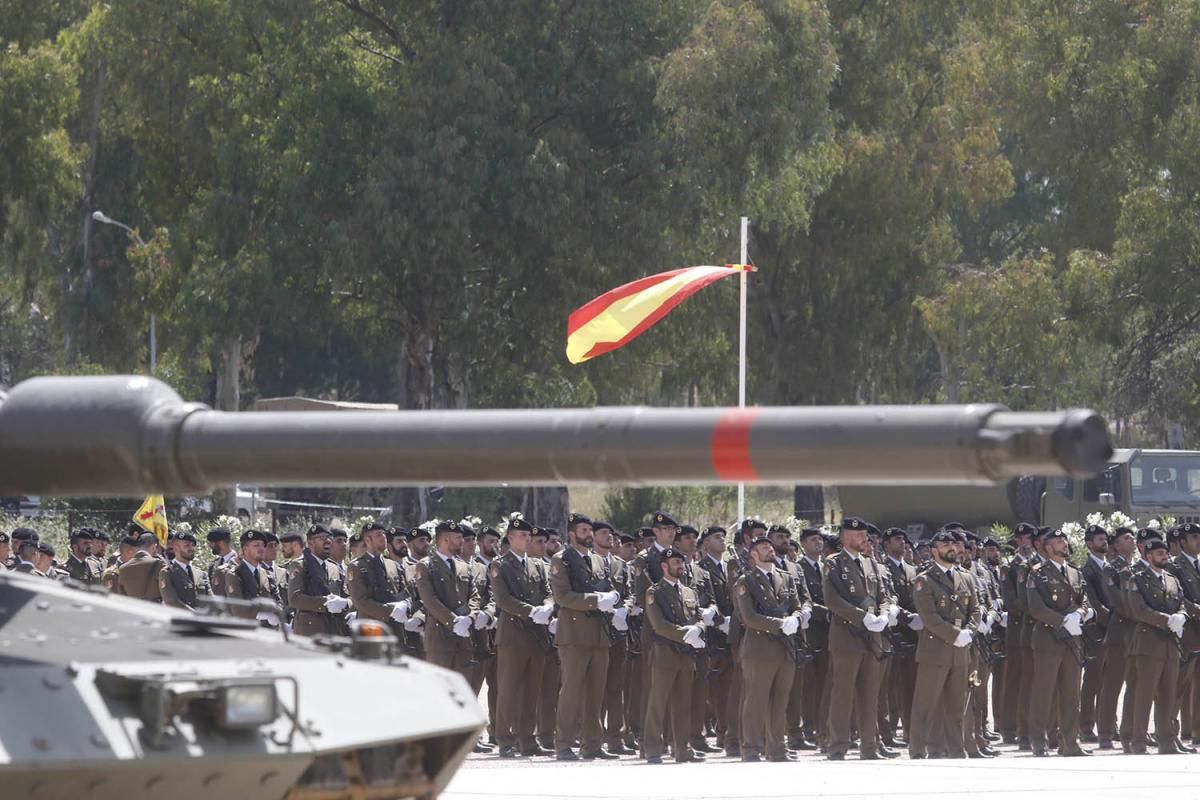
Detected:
left=737, top=584, right=747, bottom=596
left=647, top=594, right=654, bottom=605
left=1051, top=593, right=1058, bottom=602
left=490, top=565, right=500, bottom=579
left=552, top=561, right=561, bottom=574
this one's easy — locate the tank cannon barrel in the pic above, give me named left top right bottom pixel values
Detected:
left=0, top=376, right=1113, bottom=495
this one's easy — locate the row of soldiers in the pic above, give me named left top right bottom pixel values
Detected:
left=5, top=511, right=1200, bottom=762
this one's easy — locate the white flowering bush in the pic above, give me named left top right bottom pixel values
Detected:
left=779, top=516, right=810, bottom=537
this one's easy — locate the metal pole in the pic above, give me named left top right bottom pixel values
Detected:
left=737, top=217, right=749, bottom=524
left=149, top=313, right=157, bottom=374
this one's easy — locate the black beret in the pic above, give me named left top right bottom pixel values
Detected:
left=11, top=527, right=38, bottom=542
left=240, top=529, right=271, bottom=545
left=36, top=542, right=55, bottom=557
left=70, top=528, right=95, bottom=541
left=479, top=525, right=501, bottom=538
left=767, top=524, right=790, bottom=536
left=677, top=524, right=701, bottom=538
left=1166, top=526, right=1181, bottom=543
left=1145, top=539, right=1168, bottom=553
left=700, top=525, right=726, bottom=541
left=963, top=531, right=981, bottom=544
left=799, top=526, right=824, bottom=540
left=507, top=517, right=534, bottom=533
left=307, top=524, right=331, bottom=538
left=741, top=519, right=768, bottom=534
left=348, top=532, right=363, bottom=544
left=661, top=547, right=686, bottom=561
left=638, top=527, right=655, bottom=538
left=263, top=531, right=279, bottom=543
left=882, top=527, right=908, bottom=541
left=388, top=526, right=408, bottom=539
left=840, top=517, right=867, bottom=532
left=618, top=532, right=637, bottom=544
left=1136, top=528, right=1163, bottom=544
left=1084, top=524, right=1109, bottom=540
left=280, top=532, right=304, bottom=544
left=173, top=531, right=197, bottom=544
left=407, top=527, right=432, bottom=541
left=652, top=512, right=679, bottom=527
left=459, top=525, right=477, bottom=538
left=206, top=527, right=232, bottom=542
left=330, top=528, right=348, bottom=540
left=0, top=531, right=8, bottom=544
left=1035, top=526, right=1053, bottom=540
left=1043, top=528, right=1067, bottom=542
left=537, top=527, right=558, bottom=537
left=591, top=520, right=614, bottom=533
left=865, top=523, right=882, bottom=537
left=942, top=521, right=967, bottom=531
left=120, top=535, right=141, bottom=548
left=568, top=512, right=592, bottom=528
left=1113, top=526, right=1136, bottom=538
left=361, top=521, right=387, bottom=534
left=983, top=537, right=1001, bottom=548
left=750, top=535, right=772, bottom=548
left=94, top=530, right=111, bottom=543
left=1012, top=523, right=1037, bottom=538
left=1179, top=522, right=1200, bottom=536
left=930, top=530, right=957, bottom=545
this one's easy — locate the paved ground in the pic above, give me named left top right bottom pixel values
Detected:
left=443, top=743, right=1200, bottom=800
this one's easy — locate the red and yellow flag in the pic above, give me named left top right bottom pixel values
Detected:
left=566, top=264, right=753, bottom=364
left=133, top=495, right=169, bottom=546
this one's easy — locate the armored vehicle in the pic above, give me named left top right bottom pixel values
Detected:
left=0, top=375, right=1114, bottom=798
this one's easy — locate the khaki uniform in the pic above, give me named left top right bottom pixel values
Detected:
left=118, top=552, right=165, bottom=602
left=722, top=550, right=752, bottom=755
left=1167, top=553, right=1200, bottom=741
left=468, top=556, right=498, bottom=732
left=1079, top=554, right=1111, bottom=737
left=288, top=550, right=342, bottom=636
left=823, top=550, right=893, bottom=759
left=159, top=559, right=210, bottom=610
left=733, top=564, right=803, bottom=760
left=223, top=559, right=278, bottom=619
left=347, top=550, right=413, bottom=642
left=549, top=546, right=612, bottom=755
left=1125, top=566, right=1186, bottom=752
left=698, top=553, right=734, bottom=746
left=63, top=552, right=103, bottom=585
left=415, top=553, right=479, bottom=679
left=1025, top=559, right=1090, bottom=754
left=909, top=565, right=978, bottom=758
left=999, top=553, right=1031, bottom=741
left=643, top=578, right=704, bottom=761
left=1096, top=554, right=1131, bottom=745
left=628, top=545, right=668, bottom=744
left=883, top=556, right=918, bottom=746
left=492, top=552, right=552, bottom=752
left=798, top=555, right=831, bottom=747
left=600, top=552, right=632, bottom=750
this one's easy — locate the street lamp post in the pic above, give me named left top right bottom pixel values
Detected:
left=91, top=210, right=156, bottom=373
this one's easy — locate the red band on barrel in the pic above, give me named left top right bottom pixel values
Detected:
left=711, top=409, right=760, bottom=481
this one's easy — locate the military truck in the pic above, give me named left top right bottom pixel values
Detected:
left=826, top=448, right=1200, bottom=536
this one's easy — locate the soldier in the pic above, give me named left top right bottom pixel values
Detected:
left=159, top=531, right=210, bottom=610
left=12, top=540, right=39, bottom=574
left=1125, top=537, right=1189, bottom=754
left=763, top=524, right=814, bottom=752
left=92, top=529, right=111, bottom=565
left=101, top=535, right=138, bottom=590
left=225, top=529, right=281, bottom=624
left=1096, top=526, right=1137, bottom=750
left=697, top=525, right=734, bottom=749
left=385, top=527, right=409, bottom=562
left=999, top=522, right=1035, bottom=746
left=1079, top=524, right=1112, bottom=743
left=881, top=527, right=918, bottom=750
left=62, top=527, right=102, bottom=584
left=0, top=531, right=9, bottom=571
left=1025, top=528, right=1092, bottom=757
left=722, top=518, right=766, bottom=757
left=1167, top=522, right=1200, bottom=748
left=674, top=524, right=724, bottom=753
left=824, top=517, right=895, bottom=761
left=35, top=542, right=65, bottom=578
left=796, top=526, right=831, bottom=750
left=118, top=533, right=165, bottom=601
left=279, top=531, right=305, bottom=562
left=205, top=527, right=237, bottom=596
left=593, top=522, right=634, bottom=754
left=261, top=532, right=290, bottom=625
left=348, top=531, right=367, bottom=561
left=10, top=527, right=38, bottom=570
left=982, top=536, right=1008, bottom=728
left=628, top=512, right=680, bottom=749
left=733, top=534, right=807, bottom=762
left=962, top=532, right=1001, bottom=756
left=637, top=546, right=705, bottom=764
left=492, top=516, right=554, bottom=758
left=548, top=513, right=620, bottom=760
left=288, top=525, right=351, bottom=636
left=415, top=520, right=479, bottom=680
left=473, top=524, right=503, bottom=744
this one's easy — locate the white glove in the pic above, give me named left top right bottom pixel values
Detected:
left=886, top=605, right=900, bottom=624
left=701, top=606, right=718, bottom=625
left=344, top=611, right=357, bottom=624
left=992, top=598, right=1003, bottom=611
left=611, top=606, right=629, bottom=631
left=1168, top=612, right=1187, bottom=637
left=682, top=625, right=706, bottom=650
left=953, top=628, right=973, bottom=648
left=781, top=616, right=800, bottom=636
left=404, top=616, right=424, bottom=633
left=908, top=614, right=924, bottom=631
left=719, top=618, right=731, bottom=634
left=629, top=604, right=644, bottom=617
left=977, top=616, right=992, bottom=636
left=256, top=610, right=280, bottom=627
left=529, top=605, right=552, bottom=625
left=863, top=612, right=887, bottom=633
left=472, top=610, right=492, bottom=630
left=1082, top=606, right=1095, bottom=623
left=389, top=600, right=410, bottom=623
left=323, top=595, right=349, bottom=614
left=548, top=618, right=558, bottom=635
left=1062, top=612, right=1083, bottom=637
left=596, top=590, right=620, bottom=612
left=799, top=607, right=813, bottom=630
left=452, top=615, right=473, bottom=638
left=998, top=611, right=1008, bottom=628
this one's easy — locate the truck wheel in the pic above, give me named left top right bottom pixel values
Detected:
left=1012, top=475, right=1045, bottom=524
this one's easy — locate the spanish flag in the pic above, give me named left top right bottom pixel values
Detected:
left=566, top=264, right=753, bottom=364
left=133, top=495, right=169, bottom=546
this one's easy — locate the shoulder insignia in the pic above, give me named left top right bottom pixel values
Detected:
left=737, top=583, right=747, bottom=596
left=913, top=575, right=925, bottom=590
left=490, top=564, right=500, bottom=579
left=552, top=561, right=561, bottom=574
left=630, top=564, right=641, bottom=576
left=647, top=592, right=654, bottom=605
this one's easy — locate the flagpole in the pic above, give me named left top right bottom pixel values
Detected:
left=737, top=216, right=748, bottom=524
